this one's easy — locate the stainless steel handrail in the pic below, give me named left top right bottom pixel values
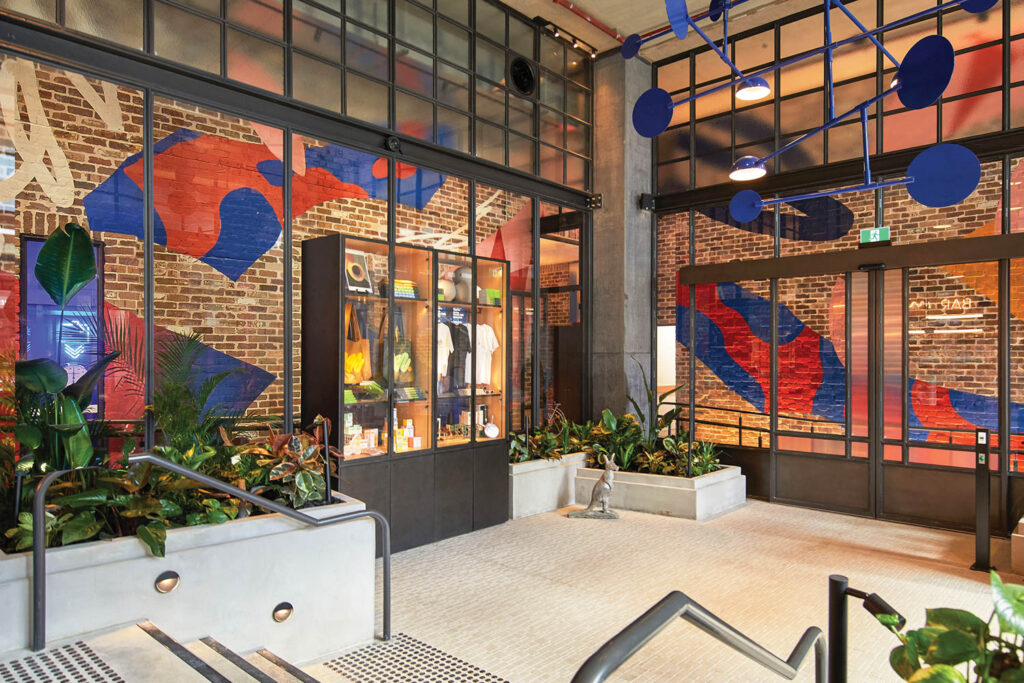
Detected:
left=31, top=452, right=391, bottom=652
left=571, top=591, right=826, bottom=683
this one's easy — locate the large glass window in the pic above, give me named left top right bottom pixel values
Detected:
left=0, top=0, right=592, bottom=189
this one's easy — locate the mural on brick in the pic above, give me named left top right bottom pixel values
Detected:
left=676, top=159, right=1024, bottom=457
left=83, top=129, right=446, bottom=281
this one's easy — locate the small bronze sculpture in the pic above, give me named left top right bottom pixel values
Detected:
left=569, top=452, right=620, bottom=519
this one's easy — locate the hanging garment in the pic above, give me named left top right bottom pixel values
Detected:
left=437, top=322, right=454, bottom=378
left=445, top=321, right=471, bottom=393
left=465, top=323, right=500, bottom=386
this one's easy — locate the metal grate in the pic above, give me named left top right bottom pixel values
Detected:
left=0, top=642, right=125, bottom=682
left=322, top=633, right=507, bottom=683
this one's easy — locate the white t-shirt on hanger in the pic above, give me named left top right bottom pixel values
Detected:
left=465, top=323, right=499, bottom=386
left=437, top=322, right=454, bottom=377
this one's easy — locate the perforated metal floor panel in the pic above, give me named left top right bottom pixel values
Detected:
left=322, top=633, right=507, bottom=683
left=0, top=642, right=125, bottom=683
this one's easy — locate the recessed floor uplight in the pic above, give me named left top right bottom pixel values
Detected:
left=273, top=602, right=294, bottom=623
left=729, top=156, right=767, bottom=182
left=736, top=76, right=771, bottom=101
left=154, top=570, right=180, bottom=594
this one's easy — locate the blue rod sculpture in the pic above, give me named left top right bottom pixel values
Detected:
left=626, top=0, right=997, bottom=223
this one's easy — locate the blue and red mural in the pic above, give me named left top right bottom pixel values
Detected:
left=83, top=129, right=445, bottom=281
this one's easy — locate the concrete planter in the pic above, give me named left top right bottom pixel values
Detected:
left=1012, top=520, right=1024, bottom=575
left=0, top=493, right=375, bottom=663
left=574, top=466, right=746, bottom=521
left=509, top=452, right=587, bottom=520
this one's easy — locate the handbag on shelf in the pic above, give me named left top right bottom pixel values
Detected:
left=344, top=303, right=372, bottom=384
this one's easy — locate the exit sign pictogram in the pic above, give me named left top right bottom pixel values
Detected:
left=860, top=226, right=890, bottom=244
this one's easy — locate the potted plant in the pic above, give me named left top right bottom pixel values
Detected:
left=508, top=408, right=592, bottom=519
left=878, top=572, right=1024, bottom=681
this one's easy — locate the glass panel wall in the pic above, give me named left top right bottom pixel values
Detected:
left=152, top=96, right=285, bottom=427
left=0, top=0, right=593, bottom=189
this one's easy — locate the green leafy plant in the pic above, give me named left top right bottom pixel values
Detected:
left=151, top=331, right=236, bottom=451
left=881, top=572, right=1024, bottom=681
left=627, top=357, right=685, bottom=455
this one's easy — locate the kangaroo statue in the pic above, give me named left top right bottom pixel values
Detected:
left=569, top=452, right=620, bottom=519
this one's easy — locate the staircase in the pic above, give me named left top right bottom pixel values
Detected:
left=0, top=622, right=332, bottom=682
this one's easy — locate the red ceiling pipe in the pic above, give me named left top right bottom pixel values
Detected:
left=640, top=0, right=755, bottom=38
left=551, top=0, right=625, bottom=43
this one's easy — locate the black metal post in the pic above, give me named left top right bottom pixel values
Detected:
left=828, top=574, right=849, bottom=683
left=12, top=470, right=24, bottom=525
left=971, top=428, right=992, bottom=572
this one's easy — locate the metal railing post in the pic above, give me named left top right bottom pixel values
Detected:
left=30, top=453, right=391, bottom=651
left=828, top=574, right=849, bottom=683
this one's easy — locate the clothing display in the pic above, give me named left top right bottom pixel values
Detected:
left=465, top=323, right=500, bottom=387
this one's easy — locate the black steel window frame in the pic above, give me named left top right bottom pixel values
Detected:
left=0, top=0, right=593, bottom=191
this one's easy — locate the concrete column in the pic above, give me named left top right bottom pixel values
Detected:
left=590, top=53, right=654, bottom=417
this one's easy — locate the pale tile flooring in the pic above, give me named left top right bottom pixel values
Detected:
left=369, top=501, right=1020, bottom=682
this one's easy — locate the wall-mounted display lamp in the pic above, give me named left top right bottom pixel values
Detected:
left=625, top=0, right=996, bottom=224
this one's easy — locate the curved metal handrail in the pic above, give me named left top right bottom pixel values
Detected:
left=571, top=591, right=826, bottom=683
left=31, top=452, right=391, bottom=652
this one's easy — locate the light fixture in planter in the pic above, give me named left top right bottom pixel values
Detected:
left=729, top=156, right=767, bottom=182
left=154, top=570, right=180, bottom=594
left=273, top=602, right=294, bottom=623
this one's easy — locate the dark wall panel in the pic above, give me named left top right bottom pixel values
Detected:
left=882, top=465, right=1003, bottom=534
left=720, top=446, right=769, bottom=499
left=474, top=442, right=509, bottom=529
left=435, top=448, right=475, bottom=540
left=776, top=453, right=871, bottom=514
left=392, top=454, right=437, bottom=552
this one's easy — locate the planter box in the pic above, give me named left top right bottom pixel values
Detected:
left=0, top=493, right=375, bottom=663
left=1012, top=520, right=1024, bottom=575
left=509, top=453, right=587, bottom=520
left=574, top=466, right=746, bottom=521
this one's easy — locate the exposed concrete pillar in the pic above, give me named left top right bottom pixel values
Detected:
left=590, top=53, right=653, bottom=418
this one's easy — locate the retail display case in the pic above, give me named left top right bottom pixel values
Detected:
left=301, top=234, right=510, bottom=551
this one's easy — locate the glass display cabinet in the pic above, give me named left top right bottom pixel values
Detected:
left=301, top=234, right=511, bottom=552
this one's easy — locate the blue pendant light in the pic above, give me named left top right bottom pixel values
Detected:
left=736, top=76, right=771, bottom=101
left=729, top=156, right=767, bottom=182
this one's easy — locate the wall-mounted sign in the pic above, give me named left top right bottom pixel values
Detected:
left=859, top=226, right=891, bottom=248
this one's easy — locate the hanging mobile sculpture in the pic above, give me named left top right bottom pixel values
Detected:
left=624, top=0, right=998, bottom=222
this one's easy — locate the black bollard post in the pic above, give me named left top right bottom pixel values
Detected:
left=828, top=574, right=848, bottom=683
left=971, top=428, right=992, bottom=572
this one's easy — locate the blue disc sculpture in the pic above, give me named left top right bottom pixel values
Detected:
left=624, top=0, right=994, bottom=223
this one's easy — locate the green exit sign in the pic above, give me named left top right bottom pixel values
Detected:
left=860, top=226, right=891, bottom=245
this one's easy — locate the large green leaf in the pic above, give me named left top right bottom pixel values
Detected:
left=136, top=522, right=167, bottom=557
left=53, top=489, right=110, bottom=509
left=55, top=394, right=92, bottom=469
left=34, top=222, right=96, bottom=309
left=60, top=511, right=102, bottom=545
left=65, top=351, right=121, bottom=411
left=992, top=572, right=1024, bottom=635
left=922, top=629, right=980, bottom=665
left=15, top=358, right=67, bottom=394
left=926, top=608, right=989, bottom=644
left=891, top=642, right=921, bottom=681
left=908, top=665, right=966, bottom=682
left=14, top=423, right=42, bottom=451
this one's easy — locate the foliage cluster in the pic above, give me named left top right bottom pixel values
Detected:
left=0, top=223, right=336, bottom=557
left=881, top=572, right=1024, bottom=682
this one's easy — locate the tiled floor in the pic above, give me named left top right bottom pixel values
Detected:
left=370, top=501, right=1019, bottom=682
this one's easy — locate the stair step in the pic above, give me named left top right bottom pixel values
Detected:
left=245, top=649, right=322, bottom=683
left=183, top=637, right=274, bottom=683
